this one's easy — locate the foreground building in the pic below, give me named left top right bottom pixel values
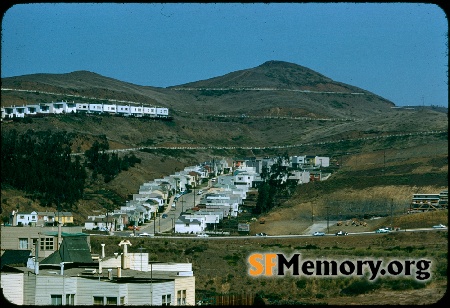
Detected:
left=1, top=236, right=195, bottom=306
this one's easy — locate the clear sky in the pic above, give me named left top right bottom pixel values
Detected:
left=1, top=3, right=448, bottom=106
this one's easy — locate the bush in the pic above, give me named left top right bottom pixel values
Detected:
left=340, top=280, right=380, bottom=296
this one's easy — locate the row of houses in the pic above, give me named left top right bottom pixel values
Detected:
left=84, top=159, right=231, bottom=233
left=1, top=100, right=170, bottom=119
left=8, top=210, right=73, bottom=227
left=1, top=232, right=195, bottom=306
left=83, top=155, right=331, bottom=234
left=7, top=154, right=330, bottom=234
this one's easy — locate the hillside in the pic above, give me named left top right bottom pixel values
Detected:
left=1, top=60, right=447, bottom=224
left=1, top=60, right=448, bottom=305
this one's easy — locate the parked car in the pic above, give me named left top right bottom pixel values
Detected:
left=162, top=214, right=168, bottom=219
left=335, top=231, right=348, bottom=236
left=313, top=231, right=325, bottom=236
left=255, top=233, right=267, bottom=237
left=433, top=224, right=447, bottom=229
left=127, top=225, right=140, bottom=231
left=139, top=232, right=153, bottom=237
left=375, top=228, right=390, bottom=233
left=197, top=190, right=203, bottom=195
left=197, top=233, right=209, bottom=237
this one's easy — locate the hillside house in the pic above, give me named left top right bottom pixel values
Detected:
left=36, top=211, right=56, bottom=226
left=12, top=211, right=38, bottom=226
left=288, top=170, right=311, bottom=184
left=175, top=216, right=206, bottom=234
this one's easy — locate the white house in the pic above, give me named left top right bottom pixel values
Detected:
left=288, top=170, right=311, bottom=184
left=75, top=103, right=89, bottom=112
left=175, top=215, right=206, bottom=234
left=156, top=107, right=169, bottom=117
left=130, top=105, right=144, bottom=117
left=13, top=211, right=38, bottom=226
left=102, top=103, right=117, bottom=114
left=88, top=103, right=103, bottom=114
left=3, top=106, right=22, bottom=118
left=26, top=104, right=40, bottom=116
left=315, top=156, right=330, bottom=167
left=49, top=101, right=65, bottom=114
left=143, top=106, right=157, bottom=117
left=116, top=104, right=131, bottom=116
left=15, top=106, right=27, bottom=118
left=84, top=215, right=115, bottom=231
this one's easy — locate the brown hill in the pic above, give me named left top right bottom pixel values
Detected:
left=2, top=60, right=396, bottom=118
left=1, top=60, right=447, bottom=226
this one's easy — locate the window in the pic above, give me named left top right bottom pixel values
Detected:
left=93, top=296, right=104, bottom=305
left=162, top=294, right=171, bottom=306
left=19, top=238, right=28, bottom=249
left=106, top=297, right=117, bottom=305
left=65, top=294, right=74, bottom=305
left=51, top=294, right=62, bottom=305
left=177, top=290, right=186, bottom=305
left=40, top=237, right=54, bottom=250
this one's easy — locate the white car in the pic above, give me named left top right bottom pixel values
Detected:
left=433, top=224, right=447, bottom=229
left=139, top=232, right=153, bottom=237
left=197, top=233, right=209, bottom=237
left=197, top=190, right=203, bottom=195
left=255, top=233, right=267, bottom=237
left=313, top=231, right=325, bottom=236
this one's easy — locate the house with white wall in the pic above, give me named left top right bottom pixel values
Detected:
left=116, top=104, right=131, bottom=116
left=143, top=106, right=156, bottom=117
left=88, top=103, right=103, bottom=114
left=156, top=107, right=169, bottom=117
left=26, top=104, right=40, bottom=116
left=288, top=170, right=311, bottom=184
left=174, top=215, right=206, bottom=234
left=12, top=211, right=38, bottom=226
left=102, top=103, right=117, bottom=114
left=131, top=105, right=144, bottom=117
left=75, top=103, right=89, bottom=112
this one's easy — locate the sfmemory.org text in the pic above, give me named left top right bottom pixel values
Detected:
left=247, top=253, right=431, bottom=281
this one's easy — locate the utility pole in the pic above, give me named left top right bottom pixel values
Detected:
left=390, top=199, right=393, bottom=229
left=326, top=206, right=330, bottom=234
left=180, top=195, right=186, bottom=213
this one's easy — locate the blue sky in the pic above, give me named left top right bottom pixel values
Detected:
left=1, top=3, right=448, bottom=106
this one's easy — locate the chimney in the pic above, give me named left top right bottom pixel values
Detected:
left=108, top=269, right=113, bottom=280
left=60, top=262, right=64, bottom=275
left=117, top=267, right=121, bottom=278
left=118, top=240, right=132, bottom=269
left=99, top=259, right=102, bottom=274
left=101, top=244, right=105, bottom=259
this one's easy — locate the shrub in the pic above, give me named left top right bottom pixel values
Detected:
left=340, top=280, right=380, bottom=296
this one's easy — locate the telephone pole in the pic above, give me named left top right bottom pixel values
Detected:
left=326, top=206, right=330, bottom=234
